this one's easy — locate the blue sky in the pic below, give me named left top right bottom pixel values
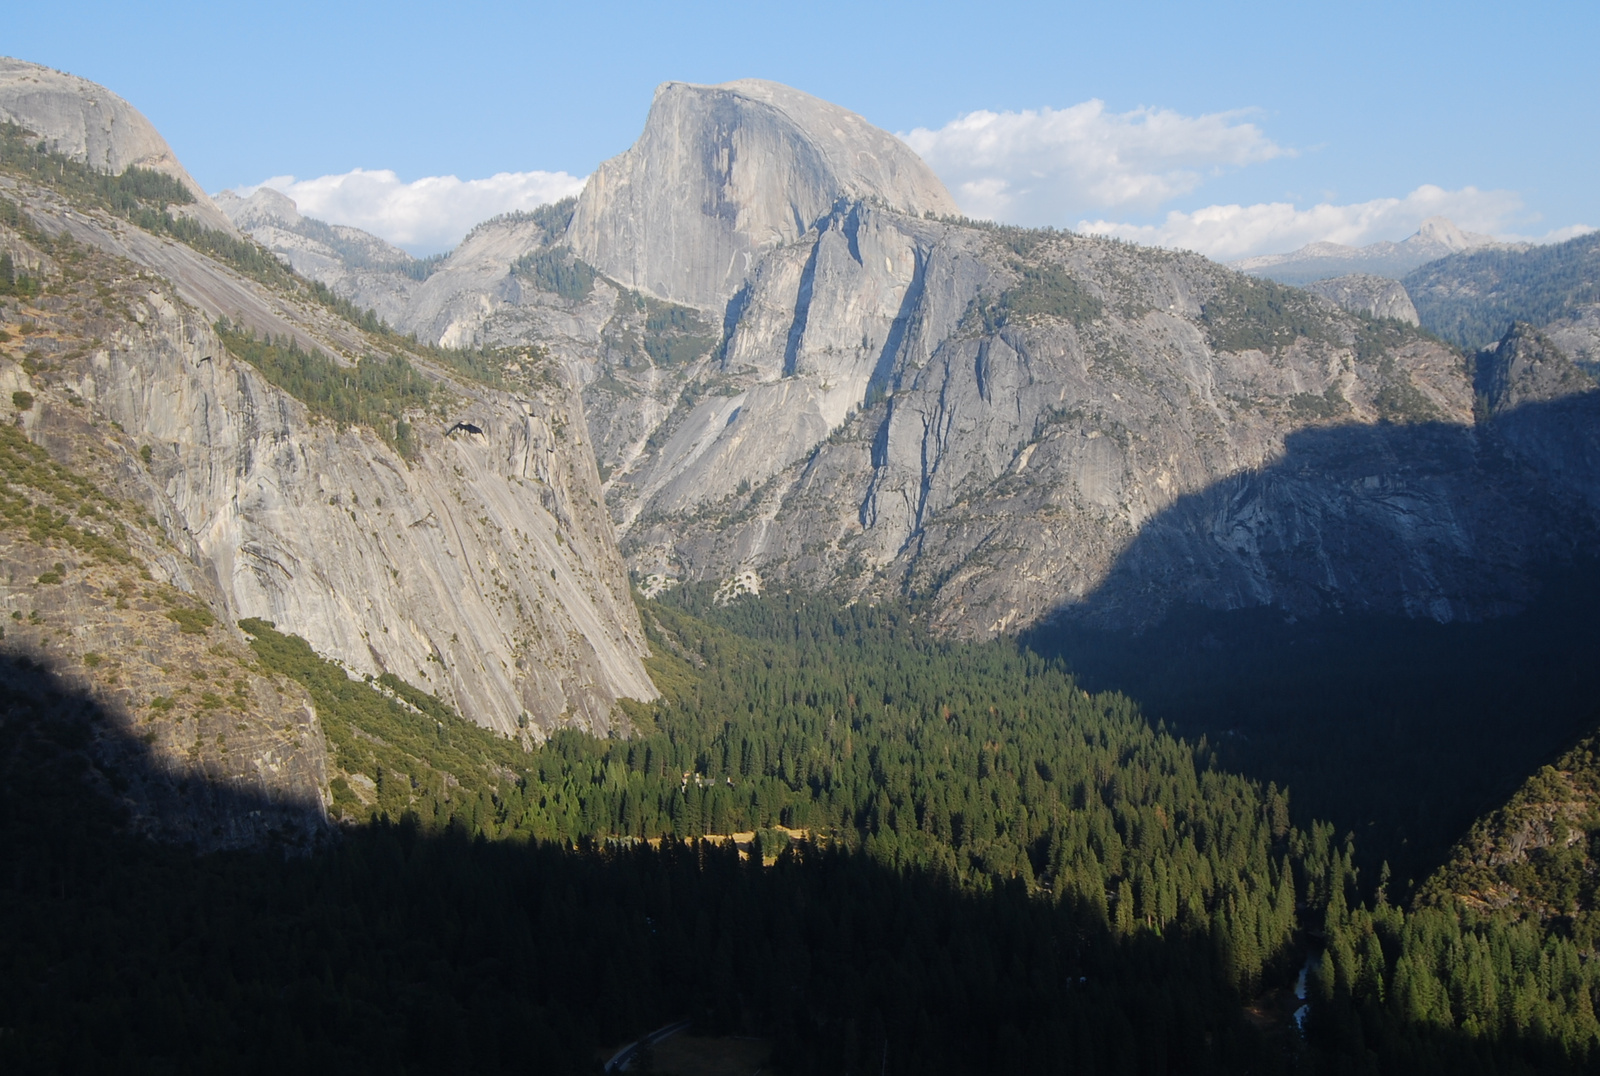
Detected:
left=5, top=0, right=1595, bottom=256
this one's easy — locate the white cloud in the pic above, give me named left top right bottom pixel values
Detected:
left=901, top=100, right=1286, bottom=226
left=1077, top=185, right=1545, bottom=261
left=231, top=167, right=589, bottom=255
left=1502, top=222, right=1597, bottom=245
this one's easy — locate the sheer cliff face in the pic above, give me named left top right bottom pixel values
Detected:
left=623, top=229, right=1539, bottom=635
left=566, top=79, right=960, bottom=310
left=1, top=86, right=656, bottom=753
left=227, top=79, right=1600, bottom=639
left=1304, top=274, right=1420, bottom=326
left=2, top=226, right=329, bottom=849
left=0, top=56, right=236, bottom=233
left=81, top=297, right=653, bottom=739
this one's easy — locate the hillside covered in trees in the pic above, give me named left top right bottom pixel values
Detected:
left=3, top=589, right=1598, bottom=1073
left=1404, top=230, right=1600, bottom=350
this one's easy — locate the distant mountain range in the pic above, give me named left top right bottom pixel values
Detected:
left=8, top=52, right=1600, bottom=808
left=1232, top=216, right=1600, bottom=356
left=1233, top=216, right=1509, bottom=285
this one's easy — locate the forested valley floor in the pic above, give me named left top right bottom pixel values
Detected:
left=1025, top=558, right=1600, bottom=896
left=3, top=588, right=1599, bottom=1073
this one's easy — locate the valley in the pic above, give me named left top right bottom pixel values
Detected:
left=2, top=54, right=1600, bottom=1075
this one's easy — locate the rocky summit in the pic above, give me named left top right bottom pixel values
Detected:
left=0, top=57, right=236, bottom=234
left=568, top=78, right=960, bottom=311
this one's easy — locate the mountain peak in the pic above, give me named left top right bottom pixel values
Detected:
left=213, top=185, right=303, bottom=229
left=567, top=78, right=959, bottom=309
left=1413, top=215, right=1494, bottom=252
left=0, top=56, right=235, bottom=233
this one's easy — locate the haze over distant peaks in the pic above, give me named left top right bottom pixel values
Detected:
left=566, top=78, right=961, bottom=309
left=211, top=185, right=428, bottom=324
left=1234, top=215, right=1504, bottom=285
left=0, top=56, right=236, bottom=233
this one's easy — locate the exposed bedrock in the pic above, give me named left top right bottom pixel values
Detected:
left=221, top=77, right=1600, bottom=641
left=566, top=79, right=960, bottom=311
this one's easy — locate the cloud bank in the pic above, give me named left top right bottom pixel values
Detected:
left=901, top=100, right=1286, bottom=227
left=904, top=98, right=1591, bottom=260
left=232, top=168, right=588, bottom=255
left=234, top=105, right=1591, bottom=264
left=1079, top=185, right=1537, bottom=261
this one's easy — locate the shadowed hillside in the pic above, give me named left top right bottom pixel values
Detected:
left=0, top=648, right=1284, bottom=1074
left=7, top=607, right=1600, bottom=1073
left=1025, top=388, right=1600, bottom=892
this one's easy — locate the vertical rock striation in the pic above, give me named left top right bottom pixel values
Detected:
left=224, top=78, right=1600, bottom=641
left=1, top=65, right=657, bottom=747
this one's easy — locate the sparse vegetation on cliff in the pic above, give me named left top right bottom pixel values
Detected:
left=0, top=423, right=133, bottom=565
left=1200, top=273, right=1335, bottom=353
left=969, top=262, right=1105, bottom=332
left=213, top=319, right=430, bottom=454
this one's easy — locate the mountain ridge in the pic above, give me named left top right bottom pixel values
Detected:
left=9, top=57, right=1600, bottom=1076
left=217, top=84, right=1600, bottom=644
left=0, top=56, right=236, bottom=234
left=1403, top=229, right=1600, bottom=352
left=1, top=71, right=659, bottom=840
left=566, top=78, right=960, bottom=310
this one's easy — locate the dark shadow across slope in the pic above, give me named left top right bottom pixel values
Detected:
left=1023, top=390, right=1600, bottom=895
left=0, top=649, right=1276, bottom=1074
left=4, top=636, right=1594, bottom=1073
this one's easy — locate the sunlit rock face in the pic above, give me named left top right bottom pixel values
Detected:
left=223, top=78, right=1600, bottom=641
left=0, top=56, right=236, bottom=233
left=1304, top=274, right=1420, bottom=326
left=566, top=79, right=960, bottom=311
left=1, top=62, right=658, bottom=741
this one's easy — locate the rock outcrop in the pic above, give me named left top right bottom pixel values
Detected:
left=0, top=56, right=236, bottom=233
left=1471, top=324, right=1600, bottom=519
left=566, top=79, right=960, bottom=310
left=1, top=86, right=656, bottom=745
left=1479, top=323, right=1596, bottom=415
left=1544, top=304, right=1600, bottom=372
left=1304, top=273, right=1420, bottom=325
